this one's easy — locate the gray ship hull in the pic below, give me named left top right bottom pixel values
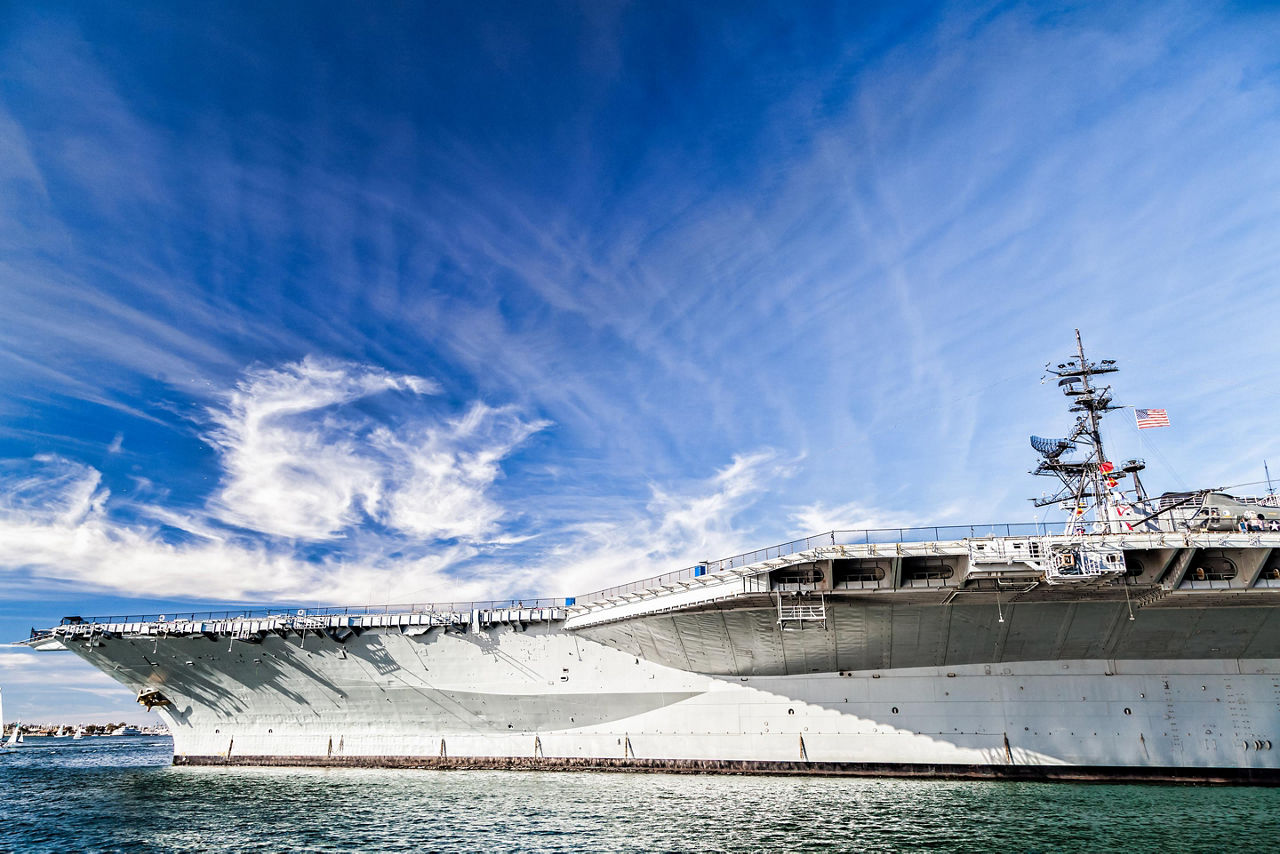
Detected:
left=33, top=336, right=1280, bottom=781
left=52, top=602, right=1280, bottom=783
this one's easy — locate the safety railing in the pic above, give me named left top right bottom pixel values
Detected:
left=68, top=597, right=569, bottom=627
left=574, top=522, right=1053, bottom=604
left=61, top=524, right=1059, bottom=628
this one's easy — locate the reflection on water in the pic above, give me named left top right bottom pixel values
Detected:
left=1, top=736, right=1278, bottom=852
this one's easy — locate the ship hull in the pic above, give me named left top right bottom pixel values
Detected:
left=63, top=619, right=1280, bottom=783
left=34, top=337, right=1280, bottom=783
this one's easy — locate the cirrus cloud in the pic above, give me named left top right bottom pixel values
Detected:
left=0, top=358, right=557, bottom=603
left=205, top=357, right=549, bottom=544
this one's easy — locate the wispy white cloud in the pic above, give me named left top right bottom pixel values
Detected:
left=0, top=422, right=790, bottom=609
left=648, top=451, right=790, bottom=555
left=206, top=357, right=439, bottom=539
left=205, top=358, right=551, bottom=544
left=510, top=450, right=796, bottom=598
left=0, top=455, right=309, bottom=599
left=374, top=402, right=551, bottom=541
left=0, top=451, right=493, bottom=604
left=0, top=355, right=556, bottom=603
left=786, top=499, right=922, bottom=535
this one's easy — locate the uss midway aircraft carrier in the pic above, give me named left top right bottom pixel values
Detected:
left=27, top=334, right=1280, bottom=782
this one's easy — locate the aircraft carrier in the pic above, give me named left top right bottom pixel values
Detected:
left=25, top=334, right=1280, bottom=782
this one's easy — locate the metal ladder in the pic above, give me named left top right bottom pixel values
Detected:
left=776, top=593, right=826, bottom=627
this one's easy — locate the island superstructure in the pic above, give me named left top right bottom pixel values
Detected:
left=26, top=334, right=1280, bottom=782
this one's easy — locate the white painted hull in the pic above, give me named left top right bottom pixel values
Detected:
left=65, top=621, right=1280, bottom=779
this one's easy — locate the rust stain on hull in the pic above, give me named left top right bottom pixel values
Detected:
left=172, top=754, right=1280, bottom=785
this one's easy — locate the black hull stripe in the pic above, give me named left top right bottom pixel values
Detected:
left=172, top=754, right=1280, bottom=785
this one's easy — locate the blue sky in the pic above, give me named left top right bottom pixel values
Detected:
left=2, top=1, right=1279, bottom=720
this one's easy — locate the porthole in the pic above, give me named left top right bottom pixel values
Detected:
left=787, top=708, right=795, bottom=716
left=891, top=706, right=899, bottom=714
left=1124, top=708, right=1132, bottom=716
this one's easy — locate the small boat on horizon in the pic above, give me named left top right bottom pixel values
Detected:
left=0, top=689, right=11, bottom=755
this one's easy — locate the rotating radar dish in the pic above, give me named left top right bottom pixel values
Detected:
left=1030, top=435, right=1076, bottom=459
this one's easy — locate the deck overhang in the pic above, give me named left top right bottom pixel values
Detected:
left=563, top=532, right=1280, bottom=630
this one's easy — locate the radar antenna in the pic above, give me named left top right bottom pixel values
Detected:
left=1030, top=330, right=1140, bottom=534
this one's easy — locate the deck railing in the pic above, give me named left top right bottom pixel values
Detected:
left=65, top=523, right=1058, bottom=626
left=574, top=522, right=1054, bottom=603
left=66, top=597, right=567, bottom=628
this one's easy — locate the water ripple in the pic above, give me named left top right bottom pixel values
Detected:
left=2, top=738, right=1277, bottom=853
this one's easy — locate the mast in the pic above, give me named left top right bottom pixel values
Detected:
left=1030, top=330, right=1123, bottom=533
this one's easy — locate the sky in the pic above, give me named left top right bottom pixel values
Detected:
left=2, top=0, right=1279, bottom=721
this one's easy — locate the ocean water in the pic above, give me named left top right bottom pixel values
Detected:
left=2, top=737, right=1278, bottom=853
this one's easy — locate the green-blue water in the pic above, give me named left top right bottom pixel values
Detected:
left=2, top=736, right=1279, bottom=852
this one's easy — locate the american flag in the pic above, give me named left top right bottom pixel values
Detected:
left=1135, top=408, right=1170, bottom=429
